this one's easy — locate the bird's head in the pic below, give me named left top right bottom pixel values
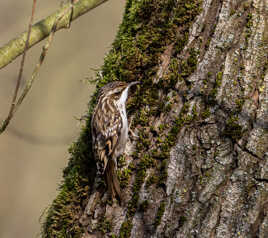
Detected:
left=98, top=81, right=139, bottom=100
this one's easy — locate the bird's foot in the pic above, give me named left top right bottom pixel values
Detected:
left=129, top=128, right=139, bottom=138
left=128, top=118, right=139, bottom=138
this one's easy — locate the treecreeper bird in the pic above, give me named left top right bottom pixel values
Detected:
left=91, top=81, right=139, bottom=203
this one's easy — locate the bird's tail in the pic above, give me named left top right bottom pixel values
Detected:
left=105, top=160, right=123, bottom=203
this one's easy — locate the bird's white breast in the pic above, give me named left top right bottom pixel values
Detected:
left=117, top=87, right=129, bottom=135
left=115, top=86, right=130, bottom=157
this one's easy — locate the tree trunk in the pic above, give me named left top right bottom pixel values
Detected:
left=42, top=0, right=268, bottom=237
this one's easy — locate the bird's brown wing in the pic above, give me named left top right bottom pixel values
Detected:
left=91, top=97, right=122, bottom=175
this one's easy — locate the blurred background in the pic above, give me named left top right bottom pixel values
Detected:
left=0, top=1, right=124, bottom=237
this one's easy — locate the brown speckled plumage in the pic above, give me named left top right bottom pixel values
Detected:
left=91, top=81, right=138, bottom=201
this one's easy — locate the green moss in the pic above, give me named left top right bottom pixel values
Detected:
left=118, top=167, right=133, bottom=188
left=154, top=201, right=166, bottom=228
left=42, top=188, right=83, bottom=238
left=216, top=71, right=223, bottom=86
left=230, top=9, right=236, bottom=16
left=128, top=162, right=136, bottom=171
left=222, top=116, right=243, bottom=140
left=97, top=218, right=112, bottom=234
left=118, top=156, right=127, bottom=168
left=235, top=98, right=244, bottom=111
left=138, top=109, right=150, bottom=127
left=119, top=220, right=133, bottom=238
left=246, top=13, right=253, bottom=28
left=42, top=122, right=94, bottom=237
left=245, top=13, right=253, bottom=45
left=201, top=107, right=211, bottom=119
left=179, top=48, right=199, bottom=80
left=159, top=124, right=166, bottom=132
left=146, top=174, right=157, bottom=188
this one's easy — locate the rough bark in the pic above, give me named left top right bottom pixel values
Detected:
left=42, top=0, right=268, bottom=237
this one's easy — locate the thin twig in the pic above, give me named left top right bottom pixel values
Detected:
left=0, top=0, right=37, bottom=134
left=68, top=0, right=75, bottom=28
left=14, top=3, right=74, bottom=112
left=0, top=1, right=75, bottom=135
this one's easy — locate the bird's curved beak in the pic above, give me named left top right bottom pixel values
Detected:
left=127, top=81, right=140, bottom=98
left=129, top=81, right=140, bottom=87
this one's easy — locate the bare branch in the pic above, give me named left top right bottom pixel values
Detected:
left=0, top=0, right=108, bottom=70
left=0, top=1, right=78, bottom=135
left=14, top=3, right=74, bottom=114
left=0, top=0, right=37, bottom=134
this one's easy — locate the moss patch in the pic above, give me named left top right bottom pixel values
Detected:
left=42, top=124, right=94, bottom=237
left=118, top=167, right=133, bottom=188
left=222, top=115, right=243, bottom=140
left=245, top=12, right=253, bottom=45
left=146, top=174, right=158, bottom=188
left=119, top=220, right=133, bottom=238
left=97, top=218, right=112, bottom=234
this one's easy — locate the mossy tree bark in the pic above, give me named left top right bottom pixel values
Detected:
left=42, top=0, right=268, bottom=237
